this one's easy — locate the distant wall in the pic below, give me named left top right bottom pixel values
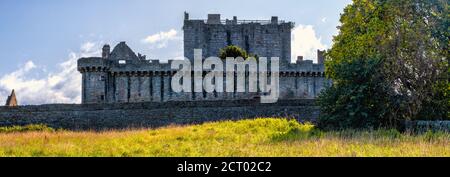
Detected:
left=78, top=58, right=330, bottom=104
left=0, top=99, right=319, bottom=130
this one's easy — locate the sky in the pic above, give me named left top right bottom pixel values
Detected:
left=0, top=0, right=352, bottom=105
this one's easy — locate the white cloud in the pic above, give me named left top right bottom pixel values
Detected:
left=81, top=42, right=95, bottom=52
left=142, top=29, right=181, bottom=49
left=291, top=24, right=327, bottom=63
left=0, top=42, right=101, bottom=105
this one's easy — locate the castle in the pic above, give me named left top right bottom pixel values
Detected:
left=77, top=13, right=330, bottom=104
left=0, top=13, right=329, bottom=130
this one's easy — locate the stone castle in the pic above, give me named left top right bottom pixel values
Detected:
left=77, top=13, right=330, bottom=104
left=0, top=13, right=328, bottom=130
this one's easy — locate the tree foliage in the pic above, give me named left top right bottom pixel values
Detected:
left=219, top=45, right=258, bottom=60
left=318, top=0, right=449, bottom=130
left=219, top=45, right=249, bottom=59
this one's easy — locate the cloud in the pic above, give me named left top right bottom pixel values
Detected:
left=321, top=17, right=327, bottom=23
left=291, top=25, right=327, bottom=63
left=0, top=42, right=101, bottom=105
left=142, top=29, right=181, bottom=49
left=81, top=41, right=95, bottom=52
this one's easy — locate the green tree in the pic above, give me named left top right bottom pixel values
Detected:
left=218, top=45, right=259, bottom=60
left=318, top=0, right=448, bottom=130
left=219, top=45, right=249, bottom=59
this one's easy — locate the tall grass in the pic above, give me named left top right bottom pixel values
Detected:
left=0, top=118, right=448, bottom=157
left=0, top=124, right=54, bottom=133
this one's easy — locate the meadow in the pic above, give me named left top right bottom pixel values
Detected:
left=0, top=118, right=448, bottom=157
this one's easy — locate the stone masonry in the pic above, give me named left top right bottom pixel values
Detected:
left=78, top=13, right=331, bottom=104
left=0, top=99, right=319, bottom=130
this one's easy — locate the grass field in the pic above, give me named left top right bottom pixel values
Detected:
left=0, top=118, right=448, bottom=157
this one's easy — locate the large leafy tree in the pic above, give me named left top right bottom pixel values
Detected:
left=318, top=0, right=448, bottom=130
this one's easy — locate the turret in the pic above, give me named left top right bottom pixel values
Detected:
left=78, top=49, right=110, bottom=104
left=102, top=44, right=110, bottom=59
left=317, top=50, right=325, bottom=64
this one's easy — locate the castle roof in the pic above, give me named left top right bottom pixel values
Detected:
left=109, top=42, right=139, bottom=60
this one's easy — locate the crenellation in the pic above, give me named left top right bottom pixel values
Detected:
left=77, top=13, right=330, bottom=104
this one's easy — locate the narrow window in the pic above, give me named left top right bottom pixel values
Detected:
left=244, top=35, right=250, bottom=52
left=127, top=76, right=131, bottom=102
left=160, top=74, right=164, bottom=101
left=149, top=74, right=153, bottom=101
left=226, top=31, right=232, bottom=46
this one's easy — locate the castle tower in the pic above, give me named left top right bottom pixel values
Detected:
left=78, top=42, right=140, bottom=104
left=5, top=89, right=17, bottom=106
left=183, top=13, right=294, bottom=63
left=78, top=48, right=110, bottom=104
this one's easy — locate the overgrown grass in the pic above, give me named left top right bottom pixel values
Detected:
left=0, top=118, right=448, bottom=157
left=0, top=124, right=54, bottom=133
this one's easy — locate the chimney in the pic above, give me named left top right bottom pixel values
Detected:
left=184, top=12, right=189, bottom=20
left=102, top=44, right=110, bottom=59
left=271, top=16, right=278, bottom=24
left=297, top=56, right=303, bottom=62
left=317, top=50, right=325, bottom=64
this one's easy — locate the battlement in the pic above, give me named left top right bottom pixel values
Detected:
left=184, top=13, right=292, bottom=26
left=77, top=14, right=330, bottom=105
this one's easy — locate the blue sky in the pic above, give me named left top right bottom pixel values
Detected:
left=0, top=0, right=352, bottom=104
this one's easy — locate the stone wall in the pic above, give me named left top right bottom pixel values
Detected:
left=79, top=57, right=330, bottom=104
left=0, top=99, right=319, bottom=130
left=183, top=14, right=293, bottom=64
